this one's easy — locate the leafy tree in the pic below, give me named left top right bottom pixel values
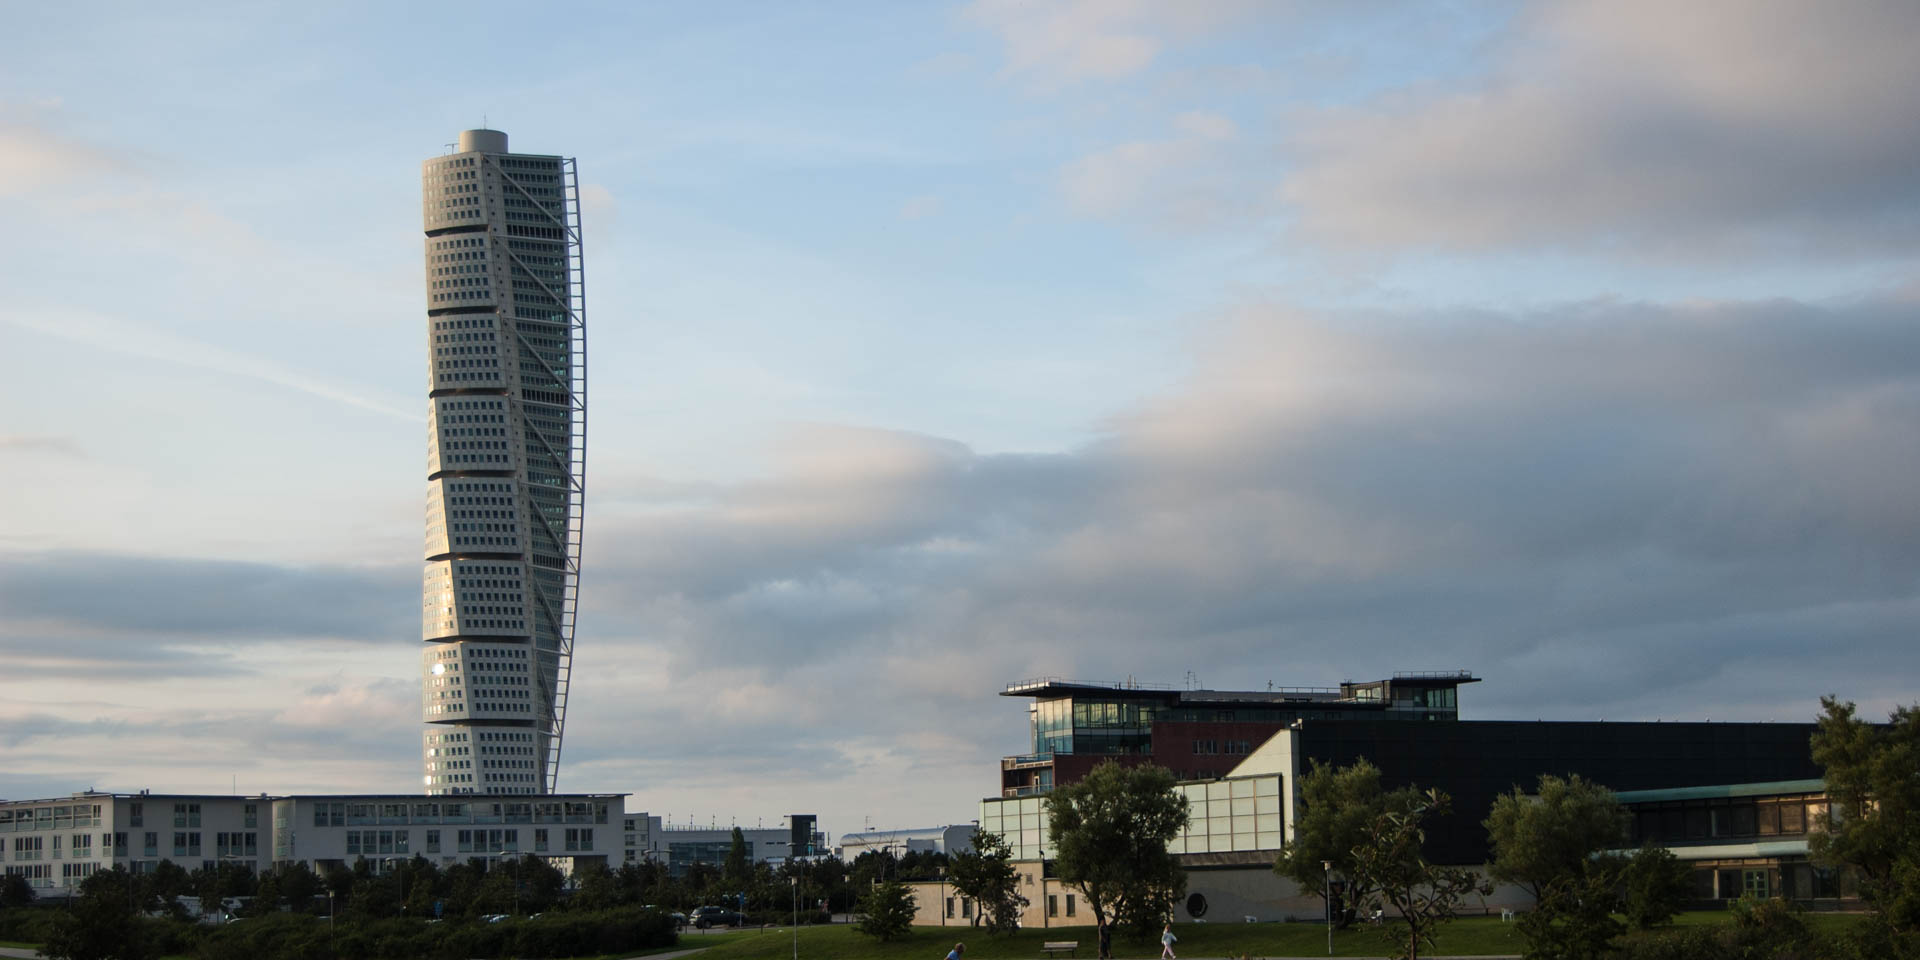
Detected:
left=1275, top=757, right=1421, bottom=928
left=724, top=826, right=751, bottom=886
left=149, top=859, right=192, bottom=918
left=1811, top=696, right=1920, bottom=931
left=1349, top=789, right=1491, bottom=960
left=1515, top=864, right=1624, bottom=960
left=898, top=849, right=949, bottom=881
left=573, top=861, right=619, bottom=911
left=1046, top=760, right=1190, bottom=939
left=1620, top=844, right=1691, bottom=929
left=1484, top=774, right=1629, bottom=901
left=45, top=870, right=162, bottom=960
left=948, top=830, right=1029, bottom=933
left=276, top=860, right=322, bottom=913
left=855, top=879, right=917, bottom=941
left=0, top=873, right=35, bottom=910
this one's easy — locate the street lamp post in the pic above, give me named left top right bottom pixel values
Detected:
left=1322, top=860, right=1333, bottom=957
left=790, top=871, right=799, bottom=960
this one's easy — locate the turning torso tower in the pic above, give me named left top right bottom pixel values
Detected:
left=419, top=129, right=586, bottom=796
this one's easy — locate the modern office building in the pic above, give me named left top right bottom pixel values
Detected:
left=999, top=672, right=1479, bottom=797
left=942, top=672, right=1837, bottom=924
left=632, top=816, right=829, bottom=876
left=1617, top=779, right=1851, bottom=906
left=0, top=791, right=624, bottom=894
left=419, top=129, right=589, bottom=796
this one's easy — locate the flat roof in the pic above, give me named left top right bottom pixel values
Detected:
left=1001, top=672, right=1478, bottom=704
left=1614, top=779, right=1826, bottom=804
left=0, top=792, right=627, bottom=805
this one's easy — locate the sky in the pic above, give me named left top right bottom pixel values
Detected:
left=2, top=0, right=1918, bottom=836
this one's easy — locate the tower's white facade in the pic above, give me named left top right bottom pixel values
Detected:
left=420, top=129, right=586, bottom=796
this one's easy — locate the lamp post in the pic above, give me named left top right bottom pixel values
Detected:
left=790, top=871, right=799, bottom=960
left=1322, top=860, right=1333, bottom=957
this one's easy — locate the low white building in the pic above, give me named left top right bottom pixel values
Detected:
left=0, top=790, right=625, bottom=895
left=837, top=825, right=975, bottom=861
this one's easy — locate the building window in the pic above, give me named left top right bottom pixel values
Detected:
left=946, top=897, right=955, bottom=918
left=1048, top=894, right=1058, bottom=917
left=426, top=830, right=441, bottom=853
left=1066, top=894, right=1076, bottom=917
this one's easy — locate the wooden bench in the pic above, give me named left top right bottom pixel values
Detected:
left=1042, top=941, right=1080, bottom=958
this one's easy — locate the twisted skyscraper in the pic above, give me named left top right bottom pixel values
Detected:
left=419, top=129, right=586, bottom=796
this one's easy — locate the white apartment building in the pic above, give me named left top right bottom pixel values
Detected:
left=0, top=791, right=624, bottom=894
left=419, top=128, right=589, bottom=796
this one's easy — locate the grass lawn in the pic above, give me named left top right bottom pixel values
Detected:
left=677, top=911, right=1873, bottom=960
left=683, top=918, right=1529, bottom=959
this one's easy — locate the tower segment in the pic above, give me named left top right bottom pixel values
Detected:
left=419, top=129, right=587, bottom=795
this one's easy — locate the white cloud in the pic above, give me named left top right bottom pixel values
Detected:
left=900, top=194, right=943, bottom=220
left=1059, top=111, right=1254, bottom=228
left=963, top=0, right=1264, bottom=88
left=1279, top=0, right=1920, bottom=256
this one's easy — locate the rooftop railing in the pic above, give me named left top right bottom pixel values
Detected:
left=1003, top=677, right=1180, bottom=693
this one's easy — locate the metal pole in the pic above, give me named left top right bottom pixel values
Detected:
left=1322, top=860, right=1332, bottom=957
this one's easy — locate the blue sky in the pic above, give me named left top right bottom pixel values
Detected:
left=3, top=0, right=1918, bottom=831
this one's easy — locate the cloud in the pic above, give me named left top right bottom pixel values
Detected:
left=1279, top=0, right=1920, bottom=256
left=0, top=551, right=414, bottom=645
left=900, top=194, right=943, bottom=220
left=963, top=0, right=1264, bottom=88
left=0, top=435, right=84, bottom=458
left=10, top=295, right=1917, bottom=815
left=0, top=116, right=130, bottom=196
left=582, top=293, right=1920, bottom=747
left=1058, top=111, right=1254, bottom=228
left=4, top=308, right=420, bottom=422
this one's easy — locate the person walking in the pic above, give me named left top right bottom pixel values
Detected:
left=1160, top=922, right=1178, bottom=960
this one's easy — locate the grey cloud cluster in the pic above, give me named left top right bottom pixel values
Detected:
left=582, top=294, right=1920, bottom=743
left=0, top=552, right=415, bottom=681
left=1281, top=0, right=1920, bottom=255
left=9, top=296, right=1914, bottom=814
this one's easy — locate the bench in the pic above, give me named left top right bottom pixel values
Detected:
left=1042, top=941, right=1080, bottom=958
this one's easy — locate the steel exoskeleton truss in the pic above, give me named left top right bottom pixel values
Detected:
left=486, top=153, right=588, bottom=793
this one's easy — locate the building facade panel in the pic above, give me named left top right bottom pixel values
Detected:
left=420, top=128, right=585, bottom=795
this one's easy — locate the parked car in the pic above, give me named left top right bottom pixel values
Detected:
left=691, top=905, right=747, bottom=928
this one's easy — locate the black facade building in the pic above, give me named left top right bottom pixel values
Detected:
left=1293, top=718, right=1821, bottom=864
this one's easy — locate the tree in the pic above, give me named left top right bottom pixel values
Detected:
left=725, top=826, right=751, bottom=887
left=276, top=861, right=322, bottom=914
left=0, top=873, right=34, bottom=910
left=1047, top=760, right=1190, bottom=939
left=1619, top=844, right=1691, bottom=930
left=1485, top=774, right=1630, bottom=960
left=948, top=830, right=1029, bottom=933
left=1484, top=774, right=1629, bottom=901
left=573, top=861, right=620, bottom=911
left=1349, top=789, right=1491, bottom=960
left=855, top=879, right=917, bottom=941
left=1514, top=864, right=1624, bottom=960
left=1811, top=696, right=1920, bottom=931
left=44, top=870, right=161, bottom=960
left=1275, top=757, right=1421, bottom=928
